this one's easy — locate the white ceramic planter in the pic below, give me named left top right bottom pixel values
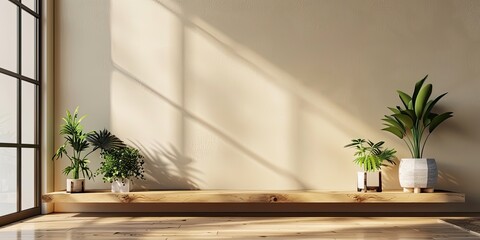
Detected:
left=66, top=178, right=85, bottom=193
left=399, top=158, right=437, bottom=193
left=357, top=171, right=382, bottom=192
left=111, top=179, right=130, bottom=193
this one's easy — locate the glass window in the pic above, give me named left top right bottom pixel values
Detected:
left=22, top=0, right=37, bottom=13
left=22, top=10, right=36, bottom=80
left=0, top=74, right=17, bottom=143
left=21, top=148, right=35, bottom=210
left=0, top=148, right=17, bottom=216
left=0, top=1, right=18, bottom=72
left=22, top=82, right=36, bottom=144
left=0, top=0, right=41, bottom=225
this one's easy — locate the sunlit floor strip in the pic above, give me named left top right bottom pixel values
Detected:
left=0, top=213, right=478, bottom=239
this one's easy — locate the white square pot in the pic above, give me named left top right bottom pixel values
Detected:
left=66, top=178, right=85, bottom=193
left=357, top=171, right=382, bottom=192
left=111, top=179, right=130, bottom=193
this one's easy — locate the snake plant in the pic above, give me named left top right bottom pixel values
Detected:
left=382, top=75, right=453, bottom=158
left=345, top=139, right=396, bottom=172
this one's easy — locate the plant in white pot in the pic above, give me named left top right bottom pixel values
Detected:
left=52, top=108, right=125, bottom=193
left=382, top=75, right=453, bottom=193
left=96, top=146, right=145, bottom=193
left=345, top=139, right=396, bottom=192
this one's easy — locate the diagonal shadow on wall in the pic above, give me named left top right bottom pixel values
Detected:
left=130, top=141, right=200, bottom=190
left=114, top=63, right=309, bottom=189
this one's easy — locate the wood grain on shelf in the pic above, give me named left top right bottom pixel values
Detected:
left=42, top=190, right=465, bottom=203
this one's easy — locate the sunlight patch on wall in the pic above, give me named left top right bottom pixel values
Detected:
left=110, top=0, right=183, bottom=105
left=110, top=70, right=182, bottom=148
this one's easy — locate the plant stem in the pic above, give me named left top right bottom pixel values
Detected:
left=412, top=127, right=421, bottom=158
left=403, top=138, right=414, bottom=157
left=73, top=159, right=79, bottom=179
left=420, top=132, right=432, bottom=158
left=83, top=149, right=96, bottom=160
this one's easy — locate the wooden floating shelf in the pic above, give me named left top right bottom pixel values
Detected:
left=42, top=190, right=465, bottom=204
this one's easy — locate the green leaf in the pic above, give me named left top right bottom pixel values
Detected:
left=423, top=112, right=438, bottom=127
left=373, top=141, right=385, bottom=148
left=52, top=144, right=67, bottom=160
left=344, top=138, right=365, bottom=148
left=401, top=109, right=417, bottom=122
left=388, top=107, right=401, bottom=114
left=429, top=112, right=453, bottom=133
left=412, top=74, right=428, bottom=105
left=422, top=92, right=447, bottom=119
left=382, top=127, right=404, bottom=138
left=397, top=91, right=412, bottom=109
left=415, top=83, right=432, bottom=118
left=63, top=166, right=74, bottom=176
left=407, top=100, right=413, bottom=110
left=393, top=113, right=414, bottom=129
left=78, top=114, right=87, bottom=124
left=87, top=129, right=125, bottom=152
left=382, top=115, right=405, bottom=132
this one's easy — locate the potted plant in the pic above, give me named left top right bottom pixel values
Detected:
left=345, top=139, right=396, bottom=192
left=52, top=107, right=124, bottom=193
left=382, top=75, right=453, bottom=193
left=96, top=146, right=145, bottom=193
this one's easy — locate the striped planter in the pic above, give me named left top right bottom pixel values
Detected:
left=399, top=158, right=438, bottom=193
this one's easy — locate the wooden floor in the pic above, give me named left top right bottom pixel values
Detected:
left=0, top=213, right=478, bottom=239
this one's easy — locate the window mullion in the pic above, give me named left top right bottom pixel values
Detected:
left=16, top=3, right=22, bottom=212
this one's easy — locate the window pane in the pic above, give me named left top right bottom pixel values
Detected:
left=22, top=0, right=36, bottom=13
left=21, top=148, right=35, bottom=210
left=22, top=82, right=36, bottom=144
left=0, top=74, right=17, bottom=143
left=0, top=148, right=17, bottom=216
left=22, top=10, right=36, bottom=79
left=0, top=1, right=18, bottom=72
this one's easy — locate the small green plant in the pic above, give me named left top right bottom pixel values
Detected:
left=52, top=107, right=125, bottom=179
left=96, top=146, right=146, bottom=184
left=344, top=139, right=396, bottom=172
left=382, top=75, right=453, bottom=158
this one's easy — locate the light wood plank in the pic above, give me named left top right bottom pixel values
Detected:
left=0, top=214, right=477, bottom=240
left=41, top=190, right=465, bottom=204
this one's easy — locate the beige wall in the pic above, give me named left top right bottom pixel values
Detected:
left=54, top=0, right=480, bottom=212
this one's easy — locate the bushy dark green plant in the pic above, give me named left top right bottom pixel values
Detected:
left=52, top=107, right=125, bottom=179
left=345, top=139, right=396, bottom=172
left=382, top=75, right=453, bottom=158
left=97, top=146, right=146, bottom=184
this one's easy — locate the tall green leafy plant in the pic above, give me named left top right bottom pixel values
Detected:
left=52, top=107, right=125, bottom=179
left=382, top=75, right=453, bottom=158
left=345, top=139, right=396, bottom=172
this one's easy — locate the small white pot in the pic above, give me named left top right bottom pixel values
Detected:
left=66, top=178, right=85, bottom=193
left=399, top=158, right=437, bottom=193
left=357, top=171, right=382, bottom=192
left=111, top=179, right=130, bottom=193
